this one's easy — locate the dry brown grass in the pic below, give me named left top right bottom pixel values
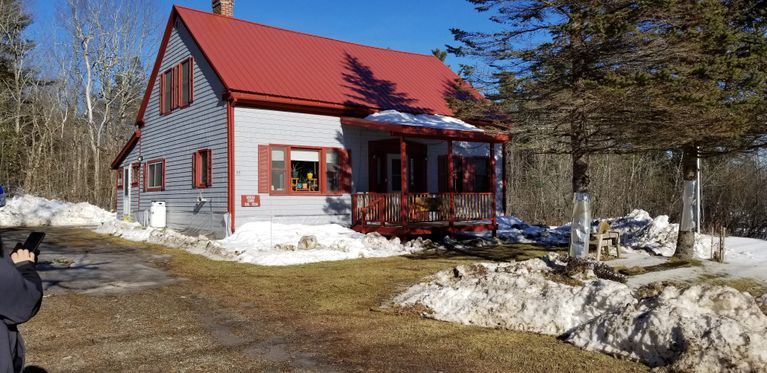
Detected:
left=24, top=234, right=647, bottom=372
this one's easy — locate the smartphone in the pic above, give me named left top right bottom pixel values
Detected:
left=22, top=232, right=45, bottom=260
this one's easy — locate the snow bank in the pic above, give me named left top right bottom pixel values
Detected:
left=97, top=219, right=434, bottom=266
left=96, top=220, right=236, bottom=261
left=568, top=285, right=767, bottom=371
left=391, top=255, right=635, bottom=335
left=497, top=209, right=713, bottom=257
left=365, top=110, right=481, bottom=132
left=391, top=257, right=767, bottom=371
left=0, top=194, right=114, bottom=227
left=218, top=221, right=432, bottom=266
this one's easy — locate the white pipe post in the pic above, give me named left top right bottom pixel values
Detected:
left=696, top=151, right=702, bottom=233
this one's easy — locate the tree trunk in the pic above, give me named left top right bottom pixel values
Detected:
left=674, top=145, right=698, bottom=259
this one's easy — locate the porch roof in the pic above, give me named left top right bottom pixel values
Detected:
left=340, top=117, right=511, bottom=143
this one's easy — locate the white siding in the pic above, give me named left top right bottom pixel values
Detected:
left=233, top=108, right=504, bottom=228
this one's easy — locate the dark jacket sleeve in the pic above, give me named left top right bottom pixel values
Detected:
left=0, top=256, right=43, bottom=325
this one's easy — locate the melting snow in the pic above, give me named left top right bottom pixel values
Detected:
left=391, top=256, right=767, bottom=371
left=365, top=110, right=481, bottom=132
left=0, top=194, right=114, bottom=227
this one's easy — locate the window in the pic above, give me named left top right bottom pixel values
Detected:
left=270, top=147, right=286, bottom=192
left=290, top=149, right=320, bottom=192
left=116, top=168, right=124, bottom=189
left=131, top=163, right=140, bottom=187
left=261, top=145, right=349, bottom=195
left=160, top=57, right=194, bottom=114
left=438, top=156, right=490, bottom=193
left=325, top=150, right=341, bottom=193
left=145, top=159, right=165, bottom=192
left=193, top=149, right=212, bottom=188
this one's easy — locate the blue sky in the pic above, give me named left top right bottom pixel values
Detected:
left=27, top=0, right=497, bottom=72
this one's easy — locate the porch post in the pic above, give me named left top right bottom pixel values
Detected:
left=447, top=140, right=455, bottom=231
left=490, top=142, right=497, bottom=237
left=400, top=136, right=408, bottom=227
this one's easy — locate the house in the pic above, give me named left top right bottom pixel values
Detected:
left=111, top=0, right=511, bottom=238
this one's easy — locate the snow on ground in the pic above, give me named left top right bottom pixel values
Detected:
left=568, top=285, right=767, bottom=371
left=96, top=219, right=434, bottom=266
left=390, top=256, right=767, bottom=371
left=217, top=222, right=431, bottom=266
left=0, top=194, right=114, bottom=227
left=95, top=220, right=236, bottom=261
left=392, top=256, right=635, bottom=335
left=365, top=110, right=481, bottom=132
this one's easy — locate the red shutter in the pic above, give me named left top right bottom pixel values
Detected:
left=188, top=57, right=195, bottom=103
left=339, top=148, right=352, bottom=193
left=159, top=74, right=165, bottom=115
left=192, top=152, right=198, bottom=188
left=258, top=145, right=269, bottom=193
left=162, top=159, right=167, bottom=191
left=205, top=149, right=212, bottom=187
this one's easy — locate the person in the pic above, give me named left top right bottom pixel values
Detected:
left=0, top=236, right=43, bottom=373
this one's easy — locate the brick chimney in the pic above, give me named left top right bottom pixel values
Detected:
left=212, top=0, right=234, bottom=17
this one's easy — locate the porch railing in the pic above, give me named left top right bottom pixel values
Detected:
left=351, top=192, right=494, bottom=227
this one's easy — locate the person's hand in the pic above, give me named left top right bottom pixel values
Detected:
left=11, top=244, right=35, bottom=264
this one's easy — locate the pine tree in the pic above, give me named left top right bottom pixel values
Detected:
left=450, top=0, right=767, bottom=258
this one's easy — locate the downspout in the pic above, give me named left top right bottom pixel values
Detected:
left=226, top=93, right=237, bottom=233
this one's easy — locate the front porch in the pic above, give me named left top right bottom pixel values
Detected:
left=351, top=192, right=497, bottom=236
left=341, top=116, right=510, bottom=237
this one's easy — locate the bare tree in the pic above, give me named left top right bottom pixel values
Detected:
left=64, top=0, right=155, bottom=205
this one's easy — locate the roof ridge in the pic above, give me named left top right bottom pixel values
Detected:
left=173, top=5, right=440, bottom=59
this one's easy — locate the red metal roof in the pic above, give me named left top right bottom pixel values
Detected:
left=175, top=6, right=476, bottom=115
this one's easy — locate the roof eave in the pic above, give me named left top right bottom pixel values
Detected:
left=340, top=117, right=511, bottom=143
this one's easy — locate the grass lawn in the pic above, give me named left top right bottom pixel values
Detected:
left=161, top=244, right=647, bottom=372
left=24, top=231, right=647, bottom=371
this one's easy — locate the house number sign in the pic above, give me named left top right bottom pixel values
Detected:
left=241, top=195, right=260, bottom=207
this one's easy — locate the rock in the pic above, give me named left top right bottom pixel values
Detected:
left=758, top=293, right=767, bottom=315
left=274, top=244, right=296, bottom=251
left=296, top=235, right=319, bottom=250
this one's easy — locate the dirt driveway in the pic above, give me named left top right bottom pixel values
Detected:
left=2, top=227, right=646, bottom=372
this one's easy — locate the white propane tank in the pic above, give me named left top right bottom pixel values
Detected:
left=149, top=201, right=167, bottom=228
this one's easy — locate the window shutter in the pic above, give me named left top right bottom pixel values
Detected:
left=258, top=145, right=269, bottom=193
left=339, top=149, right=352, bottom=193
left=192, top=152, right=198, bottom=188
left=162, top=159, right=167, bottom=191
left=205, top=149, right=212, bottom=187
left=159, top=74, right=165, bottom=115
left=188, top=57, right=195, bottom=103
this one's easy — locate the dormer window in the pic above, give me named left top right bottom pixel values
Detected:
left=160, top=57, right=194, bottom=115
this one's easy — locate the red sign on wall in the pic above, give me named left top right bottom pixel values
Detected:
left=241, top=195, right=260, bottom=207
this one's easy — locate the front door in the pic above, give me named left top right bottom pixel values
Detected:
left=122, top=167, right=131, bottom=215
left=386, top=154, right=401, bottom=192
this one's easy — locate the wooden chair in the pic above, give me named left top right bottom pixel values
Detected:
left=591, top=220, right=621, bottom=261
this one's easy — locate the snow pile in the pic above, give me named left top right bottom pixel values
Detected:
left=96, top=220, right=236, bottom=261
left=497, top=209, right=713, bottom=257
left=365, top=110, right=481, bottom=132
left=391, top=255, right=635, bottom=335
left=218, top=221, right=432, bottom=266
left=567, top=285, right=767, bottom=371
left=0, top=194, right=114, bottom=227
left=391, top=256, right=767, bottom=371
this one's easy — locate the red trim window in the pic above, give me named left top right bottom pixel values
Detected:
left=193, top=149, right=212, bottom=188
left=159, top=57, right=194, bottom=115
left=116, top=168, right=124, bottom=189
left=144, top=159, right=166, bottom=192
left=131, top=163, right=140, bottom=187
left=262, top=145, right=350, bottom=195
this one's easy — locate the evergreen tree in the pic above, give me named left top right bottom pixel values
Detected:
left=450, top=0, right=767, bottom=258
